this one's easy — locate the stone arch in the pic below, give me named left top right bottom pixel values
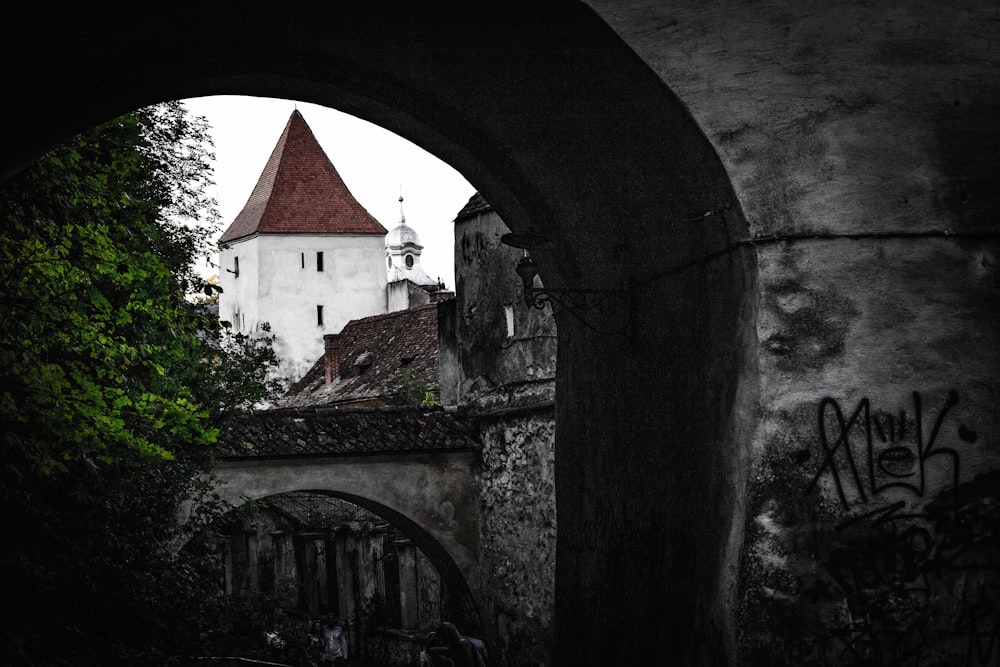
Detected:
left=3, top=4, right=756, bottom=664
left=218, top=487, right=483, bottom=635
left=210, top=450, right=482, bottom=606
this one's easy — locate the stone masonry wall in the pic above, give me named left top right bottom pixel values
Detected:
left=477, top=409, right=557, bottom=667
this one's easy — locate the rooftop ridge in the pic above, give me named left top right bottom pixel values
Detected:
left=337, top=299, right=442, bottom=330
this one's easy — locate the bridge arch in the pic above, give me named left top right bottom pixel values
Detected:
left=215, top=484, right=483, bottom=634
left=3, top=4, right=755, bottom=664
left=212, top=445, right=482, bottom=617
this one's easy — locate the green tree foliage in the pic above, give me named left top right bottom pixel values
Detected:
left=0, top=102, right=282, bottom=664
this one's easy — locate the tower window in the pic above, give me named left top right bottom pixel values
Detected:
left=232, top=256, right=240, bottom=278
left=301, top=252, right=305, bottom=268
left=317, top=305, right=324, bottom=327
left=405, top=254, right=414, bottom=269
left=317, top=252, right=324, bottom=272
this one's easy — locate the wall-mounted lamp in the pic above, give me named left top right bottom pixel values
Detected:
left=501, top=232, right=634, bottom=342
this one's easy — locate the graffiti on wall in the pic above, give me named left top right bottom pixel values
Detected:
left=806, top=390, right=970, bottom=519
left=779, top=391, right=999, bottom=666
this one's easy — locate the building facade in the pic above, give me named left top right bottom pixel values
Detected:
left=217, top=110, right=389, bottom=384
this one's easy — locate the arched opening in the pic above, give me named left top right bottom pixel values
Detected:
left=207, top=489, right=481, bottom=664
left=2, top=4, right=757, bottom=664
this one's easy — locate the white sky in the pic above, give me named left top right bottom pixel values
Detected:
left=181, top=95, right=475, bottom=290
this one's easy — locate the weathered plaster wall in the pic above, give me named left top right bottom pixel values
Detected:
left=740, top=238, right=1000, bottom=664
left=586, top=1, right=998, bottom=239
left=585, top=2, right=1000, bottom=663
left=220, top=233, right=388, bottom=384
left=453, top=201, right=557, bottom=412
left=218, top=235, right=261, bottom=334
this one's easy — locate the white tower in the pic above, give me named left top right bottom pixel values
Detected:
left=217, top=110, right=388, bottom=384
left=386, top=196, right=438, bottom=287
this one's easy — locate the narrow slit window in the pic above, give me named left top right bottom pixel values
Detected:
left=301, top=252, right=305, bottom=268
left=317, top=251, right=324, bottom=272
left=317, top=305, right=324, bottom=327
left=233, top=256, right=240, bottom=278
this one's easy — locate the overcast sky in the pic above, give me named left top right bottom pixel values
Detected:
left=181, top=95, right=475, bottom=290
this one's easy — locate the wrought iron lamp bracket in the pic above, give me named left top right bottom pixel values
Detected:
left=515, top=255, right=634, bottom=341
left=525, top=285, right=625, bottom=313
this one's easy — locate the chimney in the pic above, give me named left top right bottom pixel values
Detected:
left=324, top=333, right=341, bottom=385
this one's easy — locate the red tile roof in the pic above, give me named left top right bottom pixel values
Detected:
left=218, top=110, right=388, bottom=245
left=278, top=301, right=447, bottom=409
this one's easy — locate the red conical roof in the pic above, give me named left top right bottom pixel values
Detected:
left=218, top=110, right=388, bottom=245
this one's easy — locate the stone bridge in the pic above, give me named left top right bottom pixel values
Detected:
left=211, top=405, right=483, bottom=629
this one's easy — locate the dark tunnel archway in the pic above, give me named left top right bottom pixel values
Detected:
left=2, top=3, right=757, bottom=663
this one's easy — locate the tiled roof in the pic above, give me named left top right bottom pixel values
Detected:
left=218, top=110, right=387, bottom=245
left=278, top=301, right=446, bottom=409
left=453, top=192, right=492, bottom=222
left=214, top=405, right=478, bottom=458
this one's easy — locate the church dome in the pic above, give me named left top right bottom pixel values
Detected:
left=385, top=196, right=437, bottom=287
left=386, top=220, right=422, bottom=249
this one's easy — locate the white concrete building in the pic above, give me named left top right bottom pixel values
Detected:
left=218, top=110, right=389, bottom=384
